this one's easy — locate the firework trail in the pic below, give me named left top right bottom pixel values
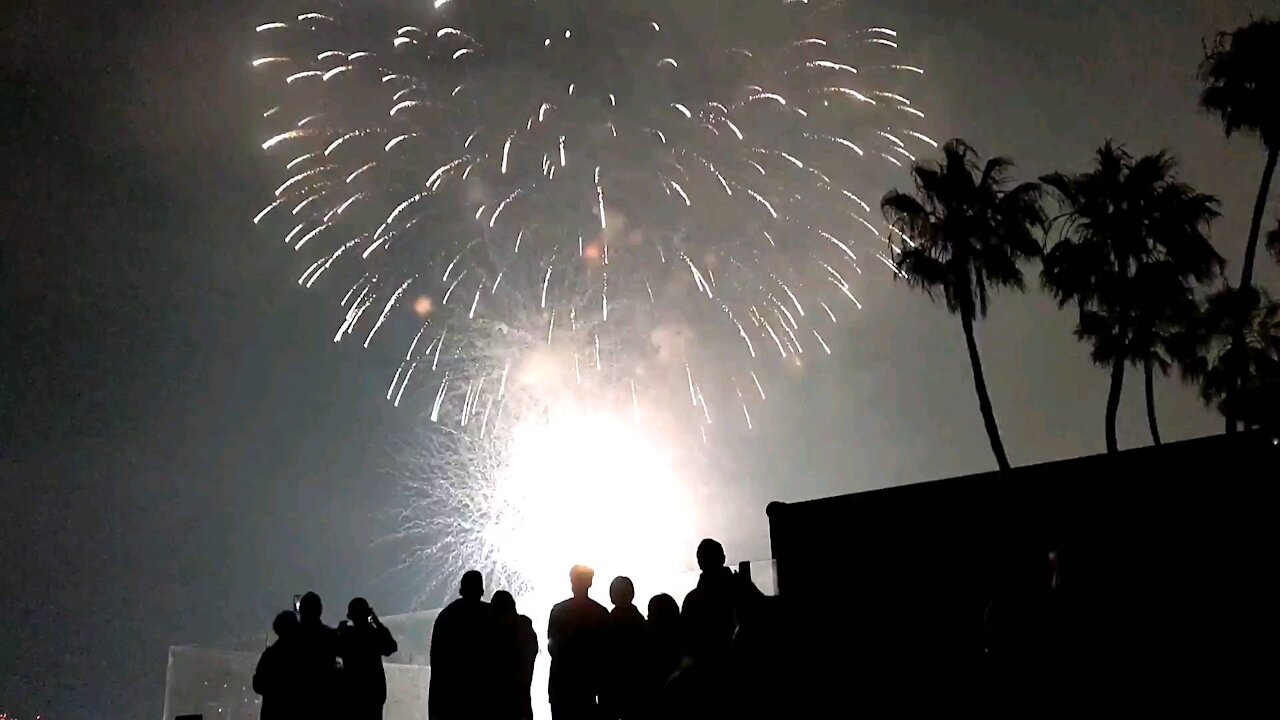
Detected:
left=252, top=0, right=933, bottom=435
left=388, top=422, right=526, bottom=601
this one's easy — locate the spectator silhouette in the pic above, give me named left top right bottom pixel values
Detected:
left=253, top=610, right=300, bottom=720
left=548, top=564, right=610, bottom=720
left=601, top=577, right=646, bottom=720
left=644, top=593, right=684, bottom=692
left=492, top=590, right=539, bottom=720
left=337, top=597, right=399, bottom=720
left=430, top=570, right=493, bottom=720
left=676, top=540, right=742, bottom=719
left=643, top=593, right=690, bottom=720
left=680, top=539, right=738, bottom=665
left=295, top=591, right=339, bottom=718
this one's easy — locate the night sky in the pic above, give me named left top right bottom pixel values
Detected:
left=3, top=2, right=1277, bottom=718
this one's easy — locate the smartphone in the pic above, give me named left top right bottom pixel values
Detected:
left=293, top=594, right=301, bottom=613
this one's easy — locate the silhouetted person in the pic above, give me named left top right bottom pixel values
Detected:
left=254, top=610, right=301, bottom=720
left=430, top=570, right=493, bottom=720
left=677, top=540, right=741, bottom=719
left=548, top=564, right=610, bottom=720
left=296, top=591, right=339, bottom=718
left=338, top=597, right=398, bottom=720
left=644, top=593, right=684, bottom=692
left=601, top=577, right=646, bottom=720
left=680, top=539, right=738, bottom=665
left=492, top=590, right=539, bottom=720
left=643, top=593, right=689, bottom=720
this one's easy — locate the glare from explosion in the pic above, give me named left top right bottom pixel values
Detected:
left=490, top=406, right=696, bottom=608
left=389, top=340, right=700, bottom=606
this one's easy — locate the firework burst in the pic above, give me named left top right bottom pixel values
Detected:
left=253, top=1, right=934, bottom=602
left=252, top=0, right=933, bottom=436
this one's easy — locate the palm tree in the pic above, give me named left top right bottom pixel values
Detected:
left=882, top=140, right=1044, bottom=472
left=1182, top=286, right=1280, bottom=427
left=1128, top=263, right=1208, bottom=446
left=1042, top=144, right=1221, bottom=453
left=1199, top=18, right=1280, bottom=290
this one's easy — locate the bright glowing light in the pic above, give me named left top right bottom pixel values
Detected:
left=485, top=407, right=695, bottom=607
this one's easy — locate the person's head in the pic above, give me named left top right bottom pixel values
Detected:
left=696, top=538, right=726, bottom=572
left=299, top=591, right=323, bottom=622
left=569, top=564, right=595, bottom=597
left=347, top=597, right=371, bottom=624
left=609, top=576, right=635, bottom=608
left=492, top=590, right=516, bottom=616
left=460, top=570, right=484, bottom=600
left=273, top=610, right=299, bottom=639
left=647, top=593, right=679, bottom=627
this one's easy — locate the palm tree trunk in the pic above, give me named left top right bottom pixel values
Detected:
left=960, top=309, right=1011, bottom=472
left=1241, top=144, right=1279, bottom=290
left=1144, top=358, right=1161, bottom=446
left=1105, top=357, right=1125, bottom=454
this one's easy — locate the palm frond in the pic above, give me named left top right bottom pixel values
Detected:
left=896, top=247, right=949, bottom=304
left=1198, top=18, right=1280, bottom=146
left=1042, top=142, right=1222, bottom=383
left=1180, top=286, right=1280, bottom=413
left=886, top=138, right=1044, bottom=319
left=979, top=156, right=1016, bottom=191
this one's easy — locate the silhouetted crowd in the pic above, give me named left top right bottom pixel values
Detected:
left=252, top=537, right=780, bottom=720
left=253, top=593, right=399, bottom=720
left=429, top=538, right=779, bottom=720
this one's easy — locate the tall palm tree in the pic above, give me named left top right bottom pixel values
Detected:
left=882, top=140, right=1044, bottom=472
left=1042, top=144, right=1221, bottom=453
left=1182, top=286, right=1280, bottom=427
left=1199, top=18, right=1280, bottom=290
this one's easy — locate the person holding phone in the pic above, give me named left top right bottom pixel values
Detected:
left=337, top=596, right=399, bottom=720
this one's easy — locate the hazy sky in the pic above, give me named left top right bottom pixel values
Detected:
left=2, top=1, right=1277, bottom=717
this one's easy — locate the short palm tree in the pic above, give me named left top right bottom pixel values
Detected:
left=1199, top=18, right=1280, bottom=290
left=1182, top=286, right=1280, bottom=427
left=882, top=140, right=1044, bottom=472
left=1126, top=262, right=1207, bottom=446
left=1042, top=144, right=1220, bottom=453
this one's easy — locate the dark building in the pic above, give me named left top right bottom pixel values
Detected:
left=767, top=432, right=1276, bottom=712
